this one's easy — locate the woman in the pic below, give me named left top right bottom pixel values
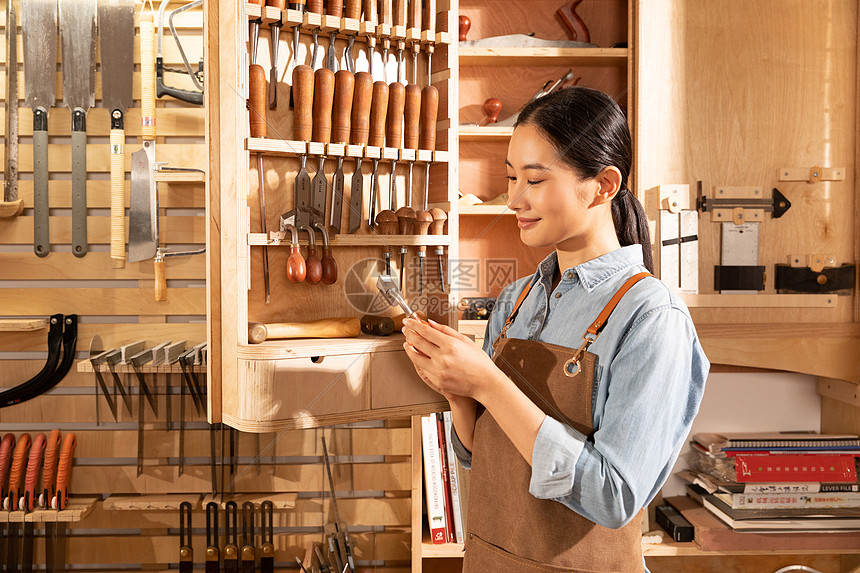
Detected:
left=402, top=86, right=709, bottom=572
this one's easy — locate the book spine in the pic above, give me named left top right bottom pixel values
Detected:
left=443, top=411, right=465, bottom=544
left=735, top=454, right=858, bottom=483
left=437, top=413, right=456, bottom=543
left=422, top=415, right=447, bottom=544
left=727, top=492, right=860, bottom=509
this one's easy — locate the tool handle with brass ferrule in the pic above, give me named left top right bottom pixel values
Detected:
left=7, top=433, right=31, bottom=510
left=419, top=85, right=438, bottom=150
left=40, top=429, right=61, bottom=507
left=140, top=14, right=157, bottom=140
left=248, top=317, right=362, bottom=343
left=249, top=65, right=268, bottom=138
left=109, top=113, right=127, bottom=268
left=312, top=68, right=335, bottom=143
left=326, top=0, right=342, bottom=17
left=403, top=84, right=421, bottom=149
left=24, top=433, right=47, bottom=512
left=345, top=0, right=360, bottom=20
left=54, top=432, right=76, bottom=510
left=368, top=82, right=390, bottom=147
left=293, top=65, right=315, bottom=140
left=332, top=70, right=355, bottom=144
left=409, top=0, right=421, bottom=29
left=350, top=72, right=373, bottom=145
left=386, top=81, right=405, bottom=148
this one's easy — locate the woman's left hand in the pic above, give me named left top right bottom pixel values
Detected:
left=401, top=318, right=504, bottom=402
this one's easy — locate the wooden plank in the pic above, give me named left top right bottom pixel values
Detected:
left=0, top=324, right=206, bottom=352
left=102, top=494, right=204, bottom=511
left=4, top=143, right=206, bottom=172
left=0, top=319, right=49, bottom=331
left=15, top=180, right=204, bottom=209
left=0, top=253, right=205, bottom=280
left=2, top=215, right=205, bottom=245
left=0, top=107, right=205, bottom=137
left=0, top=288, right=206, bottom=316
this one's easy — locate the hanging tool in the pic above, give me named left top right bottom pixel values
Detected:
left=248, top=318, right=362, bottom=343
left=376, top=274, right=424, bottom=321
left=414, top=210, right=432, bottom=295
left=60, top=0, right=98, bottom=258
left=278, top=221, right=307, bottom=282
left=312, top=62, right=335, bottom=226
left=157, top=0, right=204, bottom=104
left=313, top=223, right=338, bottom=284
left=22, top=0, right=58, bottom=256
left=348, top=72, right=374, bottom=233
left=99, top=0, right=136, bottom=269
left=105, top=348, right=134, bottom=416
left=162, top=340, right=186, bottom=436
left=260, top=501, right=275, bottom=573
left=293, top=65, right=315, bottom=228
left=330, top=68, right=356, bottom=232
left=0, top=433, right=14, bottom=567
left=307, top=1, right=323, bottom=70
left=6, top=433, right=31, bottom=572
left=288, top=0, right=306, bottom=108
left=301, top=226, right=324, bottom=284
left=363, top=0, right=377, bottom=77
left=367, top=81, right=390, bottom=227
left=3, top=0, right=21, bottom=218
left=250, top=54, right=272, bottom=303
left=344, top=0, right=360, bottom=72
left=40, top=430, right=61, bottom=573
left=379, top=82, right=405, bottom=277
left=322, top=437, right=355, bottom=573
left=397, top=81, right=421, bottom=290
left=409, top=0, right=422, bottom=87
left=128, top=346, right=159, bottom=476
left=206, top=502, right=220, bottom=573
left=22, top=433, right=47, bottom=573
left=375, top=211, right=398, bottom=276
left=379, top=0, right=393, bottom=81
left=429, top=208, right=447, bottom=292
left=314, top=545, right=332, bottom=573
left=179, top=501, right=193, bottom=573
left=249, top=0, right=264, bottom=62
left=241, top=502, right=256, bottom=573
left=224, top=501, right=240, bottom=573
left=268, top=0, right=287, bottom=108
left=416, top=83, right=438, bottom=295
left=394, top=0, right=407, bottom=83
left=326, top=0, right=342, bottom=72
left=51, top=432, right=76, bottom=573
left=422, top=0, right=435, bottom=85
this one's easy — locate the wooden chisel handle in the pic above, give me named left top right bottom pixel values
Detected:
left=345, top=0, right=360, bottom=20
left=24, top=432, right=46, bottom=511
left=307, top=0, right=323, bottom=14
left=386, top=82, right=405, bottom=148
left=403, top=84, right=421, bottom=149
left=248, top=317, right=361, bottom=343
left=326, top=0, right=342, bottom=18
left=40, top=429, right=61, bottom=506
left=363, top=0, right=376, bottom=23
left=424, top=0, right=435, bottom=33
left=312, top=68, right=335, bottom=143
left=321, top=245, right=338, bottom=284
left=332, top=70, right=355, bottom=144
left=140, top=13, right=156, bottom=140
left=350, top=72, right=373, bottom=145
left=409, top=0, right=421, bottom=29
left=154, top=253, right=167, bottom=302
left=55, top=432, right=77, bottom=510
left=419, top=85, right=438, bottom=150
left=395, top=0, right=406, bottom=27
left=249, top=65, right=268, bottom=138
left=0, top=433, right=15, bottom=498
left=369, top=81, right=389, bottom=147
left=381, top=0, right=392, bottom=25
left=268, top=0, right=287, bottom=8
left=293, top=65, right=315, bottom=141
left=7, top=432, right=31, bottom=510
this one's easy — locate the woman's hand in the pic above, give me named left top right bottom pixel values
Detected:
left=401, top=318, right=505, bottom=403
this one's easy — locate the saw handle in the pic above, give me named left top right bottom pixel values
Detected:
left=312, top=68, right=335, bottom=143
left=140, top=14, right=157, bottom=140
left=419, top=85, right=438, bottom=150
left=557, top=0, right=591, bottom=43
left=110, top=118, right=126, bottom=268
left=345, top=0, right=360, bottom=20
left=293, top=65, right=315, bottom=141
left=369, top=81, right=389, bottom=147
left=40, top=429, right=62, bottom=507
left=386, top=82, right=406, bottom=148
left=154, top=253, right=167, bottom=302
left=350, top=72, right=374, bottom=145
left=249, top=65, right=268, bottom=138
left=403, top=84, right=421, bottom=149
left=54, top=432, right=77, bottom=510
left=332, top=70, right=355, bottom=144
left=248, top=317, right=362, bottom=343
left=24, top=433, right=47, bottom=512
left=7, top=433, right=31, bottom=511
left=0, top=434, right=15, bottom=500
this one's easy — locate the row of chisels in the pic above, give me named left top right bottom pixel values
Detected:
left=1, top=431, right=77, bottom=573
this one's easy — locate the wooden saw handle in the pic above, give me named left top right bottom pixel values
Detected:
left=293, top=65, right=315, bottom=141
left=140, top=14, right=156, bottom=140
left=40, top=429, right=62, bottom=506
left=54, top=432, right=76, bottom=510
left=350, top=72, right=373, bottom=145
left=109, top=124, right=126, bottom=268
left=248, top=317, right=362, bottom=343
left=24, top=433, right=47, bottom=511
left=419, top=85, right=438, bottom=150
left=0, top=434, right=16, bottom=500
left=8, top=432, right=31, bottom=510
left=403, top=84, right=421, bottom=149
left=386, top=81, right=405, bottom=148
left=332, top=70, right=355, bottom=144
left=249, top=64, right=268, bottom=138
left=368, top=81, right=389, bottom=147
left=312, top=68, right=335, bottom=143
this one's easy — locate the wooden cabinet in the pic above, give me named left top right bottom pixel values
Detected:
left=206, top=0, right=459, bottom=431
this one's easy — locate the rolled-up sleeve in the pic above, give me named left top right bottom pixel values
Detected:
left=527, top=307, right=708, bottom=529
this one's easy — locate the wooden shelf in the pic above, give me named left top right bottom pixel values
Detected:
left=237, top=332, right=410, bottom=360
left=0, top=318, right=49, bottom=332
left=154, top=170, right=205, bottom=183
left=680, top=294, right=837, bottom=308
left=103, top=495, right=203, bottom=511
left=201, top=493, right=297, bottom=509
left=421, top=532, right=465, bottom=558
left=246, top=138, right=451, bottom=163
left=458, top=47, right=628, bottom=67
left=459, top=125, right=514, bottom=141
left=249, top=233, right=453, bottom=247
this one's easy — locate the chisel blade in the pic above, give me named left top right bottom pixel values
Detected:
left=311, top=158, right=327, bottom=226
left=330, top=158, right=345, bottom=233
left=349, top=158, right=363, bottom=233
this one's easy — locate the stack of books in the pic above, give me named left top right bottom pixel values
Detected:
left=421, top=412, right=469, bottom=545
left=679, top=431, right=860, bottom=532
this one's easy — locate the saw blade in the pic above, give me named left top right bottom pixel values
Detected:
left=128, top=142, right=158, bottom=263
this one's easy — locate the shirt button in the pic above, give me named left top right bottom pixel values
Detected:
left=554, top=292, right=562, bottom=299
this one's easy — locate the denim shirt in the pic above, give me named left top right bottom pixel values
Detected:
left=451, top=245, right=709, bottom=530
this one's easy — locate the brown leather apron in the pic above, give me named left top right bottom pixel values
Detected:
left=463, top=272, right=652, bottom=573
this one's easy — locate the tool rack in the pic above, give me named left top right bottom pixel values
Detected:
left=207, top=0, right=459, bottom=432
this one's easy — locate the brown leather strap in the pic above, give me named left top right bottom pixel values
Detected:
left=498, top=278, right=536, bottom=340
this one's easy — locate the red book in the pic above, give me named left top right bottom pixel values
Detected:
left=734, top=454, right=858, bottom=483
left=437, top=413, right=457, bottom=543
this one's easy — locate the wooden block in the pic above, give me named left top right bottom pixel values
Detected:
left=0, top=318, right=49, bottom=332
left=103, top=495, right=203, bottom=511
left=1, top=287, right=206, bottom=316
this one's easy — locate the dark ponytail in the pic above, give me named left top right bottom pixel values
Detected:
left=515, top=86, right=653, bottom=273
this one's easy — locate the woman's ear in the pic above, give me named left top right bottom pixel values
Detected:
left=594, top=166, right=623, bottom=204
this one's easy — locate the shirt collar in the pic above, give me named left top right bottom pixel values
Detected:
left=533, top=244, right=645, bottom=292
